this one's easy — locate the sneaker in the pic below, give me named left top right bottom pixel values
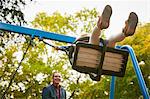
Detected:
left=97, top=5, right=112, bottom=29
left=123, top=12, right=138, bottom=37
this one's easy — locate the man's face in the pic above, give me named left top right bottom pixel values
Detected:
left=53, top=72, right=61, bottom=85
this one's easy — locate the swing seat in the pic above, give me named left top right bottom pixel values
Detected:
left=72, top=42, right=129, bottom=77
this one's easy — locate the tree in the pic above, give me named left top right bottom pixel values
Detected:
left=75, top=23, right=150, bottom=99
left=0, top=0, right=32, bottom=25
left=31, top=8, right=99, bottom=98
left=114, top=23, right=150, bottom=98
left=0, top=0, right=32, bottom=54
left=0, top=0, right=33, bottom=98
left=0, top=5, right=149, bottom=98
left=0, top=8, right=99, bottom=98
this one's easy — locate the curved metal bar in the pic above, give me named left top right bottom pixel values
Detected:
left=121, top=45, right=149, bottom=99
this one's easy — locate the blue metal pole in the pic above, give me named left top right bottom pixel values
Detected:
left=110, top=76, right=116, bottom=99
left=121, top=45, right=149, bottom=99
left=0, top=22, right=76, bottom=43
left=109, top=45, right=122, bottom=99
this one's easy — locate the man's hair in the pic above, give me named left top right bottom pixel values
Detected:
left=52, top=71, right=61, bottom=78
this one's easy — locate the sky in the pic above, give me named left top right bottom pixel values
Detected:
left=23, top=0, right=150, bottom=38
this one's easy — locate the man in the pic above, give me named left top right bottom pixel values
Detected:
left=42, top=71, right=66, bottom=99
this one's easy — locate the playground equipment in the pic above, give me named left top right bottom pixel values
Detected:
left=0, top=22, right=149, bottom=99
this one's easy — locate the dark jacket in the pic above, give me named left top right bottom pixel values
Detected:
left=42, top=84, right=66, bottom=99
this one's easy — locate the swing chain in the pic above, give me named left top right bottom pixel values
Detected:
left=1, top=37, right=33, bottom=98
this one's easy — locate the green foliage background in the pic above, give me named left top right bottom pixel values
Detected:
left=0, top=1, right=149, bottom=98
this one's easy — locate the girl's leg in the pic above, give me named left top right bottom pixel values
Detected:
left=89, top=24, right=101, bottom=45
left=107, top=12, right=138, bottom=48
left=107, top=33, right=125, bottom=47
left=89, top=5, right=112, bottom=45
left=89, top=5, right=112, bottom=81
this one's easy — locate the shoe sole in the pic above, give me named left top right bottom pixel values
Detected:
left=101, top=5, right=112, bottom=29
left=126, top=12, right=138, bottom=36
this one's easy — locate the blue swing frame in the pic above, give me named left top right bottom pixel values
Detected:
left=0, top=22, right=149, bottom=99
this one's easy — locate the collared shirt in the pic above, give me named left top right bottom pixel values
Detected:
left=42, top=84, right=66, bottom=99
left=54, top=85, right=61, bottom=99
